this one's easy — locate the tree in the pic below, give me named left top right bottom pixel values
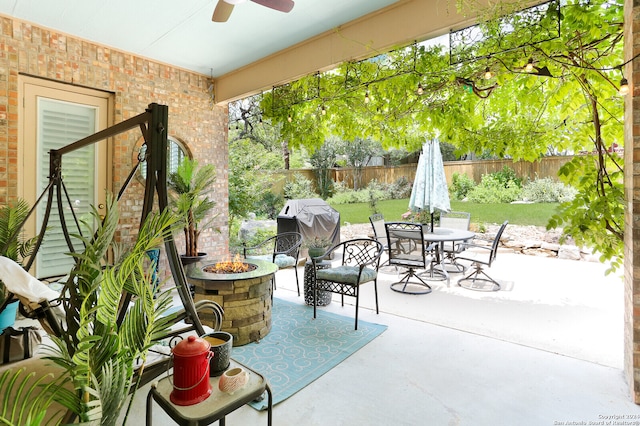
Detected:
left=309, top=138, right=339, bottom=199
left=228, top=138, right=281, bottom=232
left=461, top=0, right=625, bottom=271
left=339, top=137, right=383, bottom=189
left=259, top=0, right=625, bottom=270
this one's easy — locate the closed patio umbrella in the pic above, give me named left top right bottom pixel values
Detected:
left=408, top=139, right=451, bottom=232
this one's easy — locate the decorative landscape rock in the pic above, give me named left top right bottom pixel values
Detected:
left=238, top=218, right=276, bottom=241
left=558, top=245, right=582, bottom=260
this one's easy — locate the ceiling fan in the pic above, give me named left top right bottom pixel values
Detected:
left=212, top=0, right=295, bottom=23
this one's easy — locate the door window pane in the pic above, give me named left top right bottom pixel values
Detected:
left=37, top=98, right=97, bottom=276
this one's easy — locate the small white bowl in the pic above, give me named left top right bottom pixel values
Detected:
left=218, top=367, right=248, bottom=394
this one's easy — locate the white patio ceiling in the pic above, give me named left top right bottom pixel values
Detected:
left=0, top=0, right=542, bottom=103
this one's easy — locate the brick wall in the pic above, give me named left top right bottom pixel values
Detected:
left=624, top=0, right=639, bottom=402
left=0, top=16, right=229, bottom=265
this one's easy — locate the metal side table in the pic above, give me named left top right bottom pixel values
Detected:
left=146, top=359, right=272, bottom=426
left=303, top=259, right=332, bottom=306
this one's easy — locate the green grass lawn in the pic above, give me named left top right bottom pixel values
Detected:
left=332, top=198, right=559, bottom=227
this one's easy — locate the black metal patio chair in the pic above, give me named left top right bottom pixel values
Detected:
left=243, top=231, right=303, bottom=296
left=385, top=222, right=437, bottom=295
left=454, top=220, right=508, bottom=291
left=439, top=211, right=472, bottom=273
left=311, top=238, right=383, bottom=330
left=369, top=213, right=390, bottom=267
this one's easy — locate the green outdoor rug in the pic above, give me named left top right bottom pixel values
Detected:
left=230, top=298, right=387, bottom=410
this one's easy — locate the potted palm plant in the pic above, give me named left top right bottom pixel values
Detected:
left=167, top=157, right=218, bottom=265
left=0, top=198, right=38, bottom=331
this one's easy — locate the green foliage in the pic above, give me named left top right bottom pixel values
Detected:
left=326, top=180, right=387, bottom=205
left=0, top=367, right=70, bottom=426
left=549, top=155, right=624, bottom=273
left=288, top=147, right=309, bottom=169
left=387, top=176, right=412, bottom=199
left=258, top=0, right=625, bottom=270
left=338, top=137, right=383, bottom=189
left=0, top=198, right=38, bottom=264
left=368, top=191, right=379, bottom=215
left=521, top=177, right=576, bottom=203
left=366, top=179, right=386, bottom=214
left=228, top=219, right=276, bottom=255
left=254, top=191, right=285, bottom=220
left=449, top=172, right=476, bottom=201
left=326, top=190, right=372, bottom=205
left=327, top=178, right=410, bottom=206
left=0, top=198, right=39, bottom=304
left=283, top=173, right=318, bottom=200
left=467, top=173, right=522, bottom=203
left=309, top=139, right=338, bottom=199
left=46, top=195, right=180, bottom=425
left=439, top=141, right=458, bottom=161
left=228, top=138, right=279, bottom=233
left=492, top=166, right=522, bottom=189
left=387, top=148, right=411, bottom=165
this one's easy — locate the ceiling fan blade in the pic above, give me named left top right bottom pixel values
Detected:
left=250, top=0, right=294, bottom=13
left=212, top=0, right=234, bottom=22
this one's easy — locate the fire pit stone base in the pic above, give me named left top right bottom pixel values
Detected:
left=186, top=259, right=278, bottom=346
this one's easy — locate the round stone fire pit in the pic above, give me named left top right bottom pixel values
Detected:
left=186, top=258, right=277, bottom=346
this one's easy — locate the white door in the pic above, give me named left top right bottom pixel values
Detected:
left=20, top=77, right=112, bottom=278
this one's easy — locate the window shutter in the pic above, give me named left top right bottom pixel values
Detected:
left=37, top=99, right=97, bottom=277
left=140, top=136, right=186, bottom=180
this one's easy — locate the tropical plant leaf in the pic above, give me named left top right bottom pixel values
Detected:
left=0, top=198, right=38, bottom=263
left=0, top=367, right=70, bottom=426
left=46, top=196, right=184, bottom=424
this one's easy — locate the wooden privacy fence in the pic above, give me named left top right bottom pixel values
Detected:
left=266, top=156, right=574, bottom=195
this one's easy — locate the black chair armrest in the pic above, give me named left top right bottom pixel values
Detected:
left=242, top=236, right=276, bottom=257
left=274, top=244, right=300, bottom=257
left=310, top=245, right=335, bottom=266
left=457, top=242, right=492, bottom=252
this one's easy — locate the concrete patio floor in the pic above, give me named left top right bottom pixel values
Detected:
left=136, top=250, right=640, bottom=425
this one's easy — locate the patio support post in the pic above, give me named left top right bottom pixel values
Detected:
left=623, top=0, right=640, bottom=403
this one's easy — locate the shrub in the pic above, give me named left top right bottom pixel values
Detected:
left=310, top=139, right=338, bottom=199
left=387, top=176, right=412, bottom=199
left=449, top=172, right=475, bottom=200
left=326, top=180, right=386, bottom=205
left=402, top=209, right=440, bottom=225
left=366, top=179, right=387, bottom=200
left=228, top=221, right=276, bottom=255
left=332, top=181, right=349, bottom=194
left=254, top=191, right=285, bottom=219
left=493, top=166, right=522, bottom=188
left=283, top=173, right=318, bottom=199
left=327, top=190, right=364, bottom=204
left=327, top=188, right=378, bottom=204
left=467, top=173, right=522, bottom=203
left=367, top=179, right=386, bottom=214
left=521, top=177, right=577, bottom=203
left=387, top=148, right=410, bottom=165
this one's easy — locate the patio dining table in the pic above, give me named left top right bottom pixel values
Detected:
left=420, top=227, right=475, bottom=285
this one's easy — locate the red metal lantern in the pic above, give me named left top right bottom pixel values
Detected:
left=170, top=335, right=213, bottom=406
